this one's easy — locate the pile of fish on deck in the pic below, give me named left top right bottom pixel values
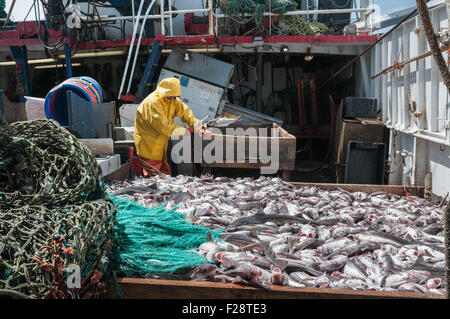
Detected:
left=107, top=176, right=446, bottom=296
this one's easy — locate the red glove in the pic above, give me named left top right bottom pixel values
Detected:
left=186, top=127, right=194, bottom=135
left=199, top=128, right=212, bottom=137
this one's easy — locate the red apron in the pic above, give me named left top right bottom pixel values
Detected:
left=139, top=156, right=172, bottom=177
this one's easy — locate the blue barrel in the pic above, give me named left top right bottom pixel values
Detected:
left=44, top=76, right=103, bottom=126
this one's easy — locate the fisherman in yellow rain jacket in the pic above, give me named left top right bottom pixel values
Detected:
left=134, top=77, right=211, bottom=177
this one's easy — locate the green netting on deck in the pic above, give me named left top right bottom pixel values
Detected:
left=109, top=194, right=222, bottom=278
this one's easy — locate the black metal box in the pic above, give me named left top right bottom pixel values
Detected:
left=344, top=141, right=386, bottom=185
left=343, top=97, right=378, bottom=119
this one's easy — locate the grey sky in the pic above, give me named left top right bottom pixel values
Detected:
left=4, top=0, right=44, bottom=22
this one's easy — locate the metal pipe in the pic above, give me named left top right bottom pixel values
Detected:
left=215, top=8, right=374, bottom=19
left=318, top=7, right=419, bottom=90
left=34, top=63, right=81, bottom=70
left=269, top=0, right=272, bottom=36
left=117, top=0, right=145, bottom=99
left=132, top=0, right=136, bottom=29
left=3, top=0, right=16, bottom=26
left=160, top=48, right=222, bottom=54
left=372, top=43, right=450, bottom=79
left=0, top=46, right=225, bottom=68
left=160, top=0, right=165, bottom=35
left=0, top=50, right=127, bottom=67
left=64, top=43, right=73, bottom=78
left=59, top=50, right=127, bottom=59
left=0, top=58, right=58, bottom=67
left=80, top=9, right=211, bottom=22
left=81, top=8, right=364, bottom=24
left=168, top=0, right=173, bottom=36
left=208, top=0, right=214, bottom=36
left=163, top=8, right=211, bottom=14
left=126, top=0, right=156, bottom=94
left=214, top=6, right=219, bottom=37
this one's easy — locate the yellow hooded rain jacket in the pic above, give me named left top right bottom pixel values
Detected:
left=134, top=78, right=200, bottom=161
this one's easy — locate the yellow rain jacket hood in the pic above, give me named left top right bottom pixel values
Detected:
left=134, top=78, right=200, bottom=161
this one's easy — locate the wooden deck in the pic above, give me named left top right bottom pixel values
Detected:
left=105, top=278, right=443, bottom=299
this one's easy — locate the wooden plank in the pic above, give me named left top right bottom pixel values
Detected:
left=102, top=163, right=423, bottom=197
left=281, top=170, right=291, bottom=182
left=355, top=118, right=385, bottom=125
left=105, top=278, right=443, bottom=299
left=201, top=123, right=296, bottom=170
left=102, top=165, right=423, bottom=197
left=201, top=162, right=294, bottom=170
left=285, top=124, right=331, bottom=136
left=290, top=182, right=424, bottom=197
left=102, top=162, right=131, bottom=183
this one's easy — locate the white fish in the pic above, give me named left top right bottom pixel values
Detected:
left=109, top=174, right=445, bottom=294
left=397, top=283, right=428, bottom=294
left=425, top=278, right=442, bottom=289
left=343, top=261, right=368, bottom=282
left=317, top=227, right=332, bottom=241
left=317, top=255, right=347, bottom=272
left=382, top=272, right=412, bottom=288
left=215, top=251, right=257, bottom=268
left=320, top=238, right=353, bottom=256
left=300, top=224, right=317, bottom=238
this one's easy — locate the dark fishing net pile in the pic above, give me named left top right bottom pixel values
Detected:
left=218, top=0, right=299, bottom=35
left=217, top=0, right=328, bottom=36
left=0, top=118, right=116, bottom=298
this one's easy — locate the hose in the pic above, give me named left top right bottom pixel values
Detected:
left=117, top=0, right=145, bottom=99
left=126, top=0, right=157, bottom=95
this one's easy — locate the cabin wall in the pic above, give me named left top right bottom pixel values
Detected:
left=361, top=3, right=450, bottom=197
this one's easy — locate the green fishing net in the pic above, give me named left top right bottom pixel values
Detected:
left=217, top=0, right=328, bottom=36
left=218, top=0, right=297, bottom=33
left=277, top=15, right=328, bottom=35
left=0, top=118, right=115, bottom=298
left=109, top=194, right=222, bottom=278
